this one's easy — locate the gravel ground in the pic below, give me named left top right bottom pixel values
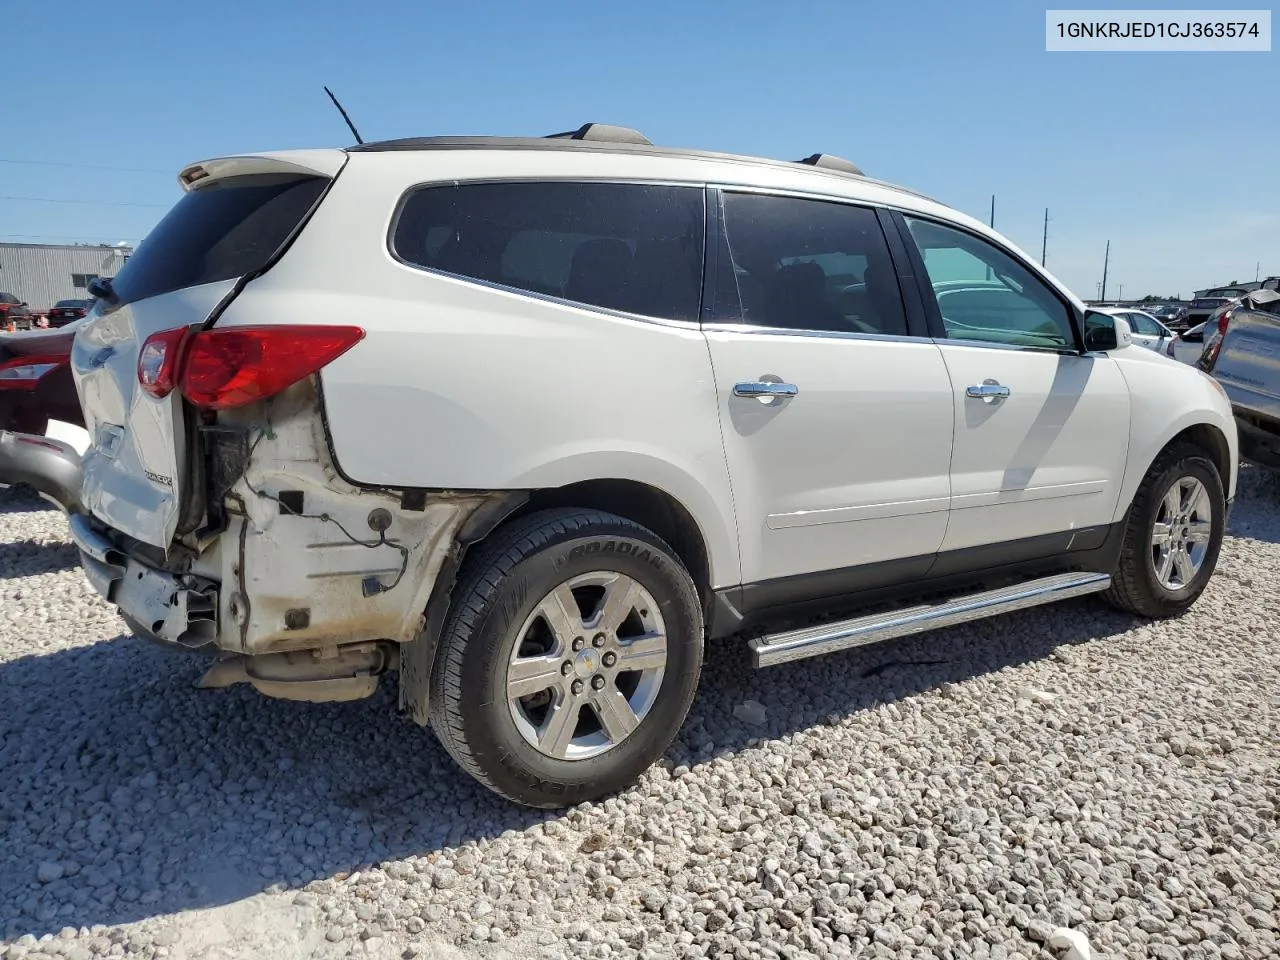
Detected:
left=1, top=470, right=1278, bottom=960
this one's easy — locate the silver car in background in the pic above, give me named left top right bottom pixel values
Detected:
left=1165, top=321, right=1210, bottom=364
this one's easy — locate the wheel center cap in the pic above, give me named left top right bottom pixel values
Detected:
left=573, top=649, right=600, bottom=679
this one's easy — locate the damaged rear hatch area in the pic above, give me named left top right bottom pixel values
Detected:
left=71, top=151, right=346, bottom=548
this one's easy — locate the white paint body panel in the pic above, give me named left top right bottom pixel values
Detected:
left=73, top=142, right=1239, bottom=629
left=1106, top=345, right=1239, bottom=515
left=704, top=330, right=953, bottom=582
left=935, top=344, right=1131, bottom=551
left=72, top=281, right=237, bottom=546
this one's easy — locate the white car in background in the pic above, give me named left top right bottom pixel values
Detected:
left=1095, top=307, right=1175, bottom=354
left=8, top=122, right=1240, bottom=807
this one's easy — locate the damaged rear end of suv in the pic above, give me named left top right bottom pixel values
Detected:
left=66, top=150, right=519, bottom=706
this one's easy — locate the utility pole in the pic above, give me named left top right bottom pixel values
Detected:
left=1100, top=240, right=1111, bottom=302
left=1118, top=283, right=1124, bottom=301
left=1041, top=208, right=1049, bottom=266
left=1257, top=262, right=1262, bottom=281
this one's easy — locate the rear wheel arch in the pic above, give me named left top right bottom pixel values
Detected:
left=513, top=479, right=713, bottom=612
left=399, top=479, right=717, bottom=725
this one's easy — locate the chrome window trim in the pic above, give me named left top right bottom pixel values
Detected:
left=385, top=178, right=708, bottom=332
left=930, top=336, right=1081, bottom=356
left=701, top=322, right=925, bottom=347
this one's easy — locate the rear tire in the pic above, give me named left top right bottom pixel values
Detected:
left=1104, top=442, right=1225, bottom=618
left=429, top=508, right=703, bottom=808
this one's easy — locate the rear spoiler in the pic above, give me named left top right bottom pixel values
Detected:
left=177, top=150, right=348, bottom=191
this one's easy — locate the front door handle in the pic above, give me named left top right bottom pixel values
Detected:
left=734, top=380, right=799, bottom=402
left=965, top=380, right=1011, bottom=403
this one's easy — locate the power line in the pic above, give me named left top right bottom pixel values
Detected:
left=0, top=157, right=170, bottom=174
left=2, top=195, right=168, bottom=208
left=1, top=233, right=140, bottom=242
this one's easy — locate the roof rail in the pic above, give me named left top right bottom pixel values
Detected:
left=545, top=123, right=652, bottom=145
left=797, top=153, right=863, bottom=176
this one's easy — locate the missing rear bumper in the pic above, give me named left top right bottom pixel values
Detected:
left=69, top=512, right=218, bottom=649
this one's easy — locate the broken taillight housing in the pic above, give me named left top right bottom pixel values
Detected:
left=1216, top=306, right=1234, bottom=336
left=1200, top=310, right=1236, bottom=369
left=138, top=324, right=364, bottom=409
left=0, top=355, right=68, bottom=391
left=137, top=327, right=190, bottom=399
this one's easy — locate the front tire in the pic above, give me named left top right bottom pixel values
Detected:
left=1104, top=442, right=1225, bottom=618
left=429, top=508, right=704, bottom=808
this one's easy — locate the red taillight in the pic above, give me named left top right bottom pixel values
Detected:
left=138, top=324, right=364, bottom=408
left=137, top=327, right=191, bottom=399
left=180, top=325, right=364, bottom=409
left=1216, top=308, right=1233, bottom=336
left=0, top=354, right=68, bottom=391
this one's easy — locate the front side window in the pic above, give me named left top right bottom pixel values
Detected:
left=904, top=216, right=1075, bottom=350
left=712, top=192, right=908, bottom=336
left=392, top=182, right=705, bottom=322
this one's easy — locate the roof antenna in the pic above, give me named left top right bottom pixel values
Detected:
left=323, top=86, right=364, bottom=145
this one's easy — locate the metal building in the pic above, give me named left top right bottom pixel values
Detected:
left=0, top=243, right=133, bottom=311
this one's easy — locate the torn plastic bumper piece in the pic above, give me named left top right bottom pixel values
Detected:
left=0, top=429, right=83, bottom=514
left=67, top=512, right=218, bottom=649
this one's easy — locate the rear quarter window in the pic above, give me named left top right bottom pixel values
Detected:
left=391, top=181, right=706, bottom=322
left=108, top=173, right=329, bottom=307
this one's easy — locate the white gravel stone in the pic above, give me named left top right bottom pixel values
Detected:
left=3, top=468, right=1280, bottom=959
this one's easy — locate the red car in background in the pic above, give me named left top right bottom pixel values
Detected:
left=0, top=323, right=83, bottom=434
left=0, top=292, right=36, bottom=330
left=0, top=321, right=85, bottom=511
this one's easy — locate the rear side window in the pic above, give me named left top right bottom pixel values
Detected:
left=1126, top=312, right=1162, bottom=336
left=109, top=173, right=328, bottom=307
left=710, top=192, right=908, bottom=336
left=392, top=182, right=705, bottom=322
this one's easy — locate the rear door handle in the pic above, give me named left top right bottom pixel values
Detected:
left=733, top=381, right=799, bottom=402
left=965, top=380, right=1011, bottom=403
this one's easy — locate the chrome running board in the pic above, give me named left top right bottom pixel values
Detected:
left=750, top=571, right=1111, bottom=668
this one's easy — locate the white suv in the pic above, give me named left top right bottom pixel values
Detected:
left=58, top=123, right=1237, bottom=807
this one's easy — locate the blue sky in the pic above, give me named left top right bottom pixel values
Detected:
left=4, top=0, right=1276, bottom=298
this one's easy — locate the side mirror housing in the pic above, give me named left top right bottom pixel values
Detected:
left=86, top=276, right=118, bottom=305
left=1082, top=310, right=1132, bottom=352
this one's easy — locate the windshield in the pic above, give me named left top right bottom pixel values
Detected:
left=107, top=172, right=328, bottom=308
